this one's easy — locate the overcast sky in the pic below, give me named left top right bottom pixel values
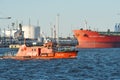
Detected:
left=0, top=0, right=120, bottom=37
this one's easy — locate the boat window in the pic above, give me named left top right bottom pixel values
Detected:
left=80, top=28, right=83, bottom=30
left=57, top=46, right=75, bottom=51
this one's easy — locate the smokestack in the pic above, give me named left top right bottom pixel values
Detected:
left=19, top=23, right=22, bottom=31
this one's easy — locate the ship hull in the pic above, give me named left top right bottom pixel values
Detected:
left=1, top=44, right=77, bottom=60
left=76, top=42, right=120, bottom=48
left=73, top=30, right=120, bottom=48
left=1, top=51, right=77, bottom=60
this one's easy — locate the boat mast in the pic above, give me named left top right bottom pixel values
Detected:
left=85, top=20, right=87, bottom=29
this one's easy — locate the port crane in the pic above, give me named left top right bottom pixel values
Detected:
left=0, top=16, right=11, bottom=19
left=0, top=16, right=11, bottom=47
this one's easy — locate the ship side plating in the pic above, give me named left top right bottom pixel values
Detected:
left=73, top=29, right=120, bottom=48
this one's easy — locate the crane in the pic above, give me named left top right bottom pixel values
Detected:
left=0, top=16, right=11, bottom=19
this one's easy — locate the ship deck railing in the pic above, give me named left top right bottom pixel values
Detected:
left=57, top=46, right=76, bottom=52
left=99, top=32, right=120, bottom=36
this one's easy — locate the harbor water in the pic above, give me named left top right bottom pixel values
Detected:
left=0, top=48, right=120, bottom=80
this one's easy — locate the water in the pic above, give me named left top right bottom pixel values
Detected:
left=0, top=48, right=120, bottom=80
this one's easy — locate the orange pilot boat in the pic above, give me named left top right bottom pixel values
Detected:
left=73, top=29, right=120, bottom=48
left=1, top=41, right=77, bottom=60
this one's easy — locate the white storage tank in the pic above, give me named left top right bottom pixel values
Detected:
left=2, top=29, right=17, bottom=37
left=22, top=25, right=40, bottom=39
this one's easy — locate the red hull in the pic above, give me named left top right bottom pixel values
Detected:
left=1, top=51, right=77, bottom=60
left=73, top=29, right=120, bottom=48
left=1, top=42, right=77, bottom=60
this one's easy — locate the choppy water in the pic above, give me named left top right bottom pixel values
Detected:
left=0, top=48, right=120, bottom=80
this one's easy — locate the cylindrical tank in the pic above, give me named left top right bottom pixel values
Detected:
left=3, top=29, right=17, bottom=37
left=22, top=25, right=40, bottom=39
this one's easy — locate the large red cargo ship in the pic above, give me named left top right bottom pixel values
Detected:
left=73, top=29, right=120, bottom=48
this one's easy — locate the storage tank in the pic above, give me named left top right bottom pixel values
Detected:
left=2, top=29, right=17, bottom=37
left=22, top=25, right=40, bottom=39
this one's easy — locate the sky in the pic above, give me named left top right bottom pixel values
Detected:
left=0, top=0, right=120, bottom=37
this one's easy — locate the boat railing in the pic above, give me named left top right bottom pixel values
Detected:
left=57, top=46, right=76, bottom=52
left=99, top=32, right=120, bottom=36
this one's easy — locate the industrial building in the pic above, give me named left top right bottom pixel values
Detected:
left=2, top=25, right=40, bottom=39
left=22, top=25, right=40, bottom=39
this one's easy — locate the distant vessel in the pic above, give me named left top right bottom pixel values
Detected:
left=1, top=41, right=77, bottom=60
left=9, top=44, right=21, bottom=49
left=73, top=29, right=120, bottom=48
